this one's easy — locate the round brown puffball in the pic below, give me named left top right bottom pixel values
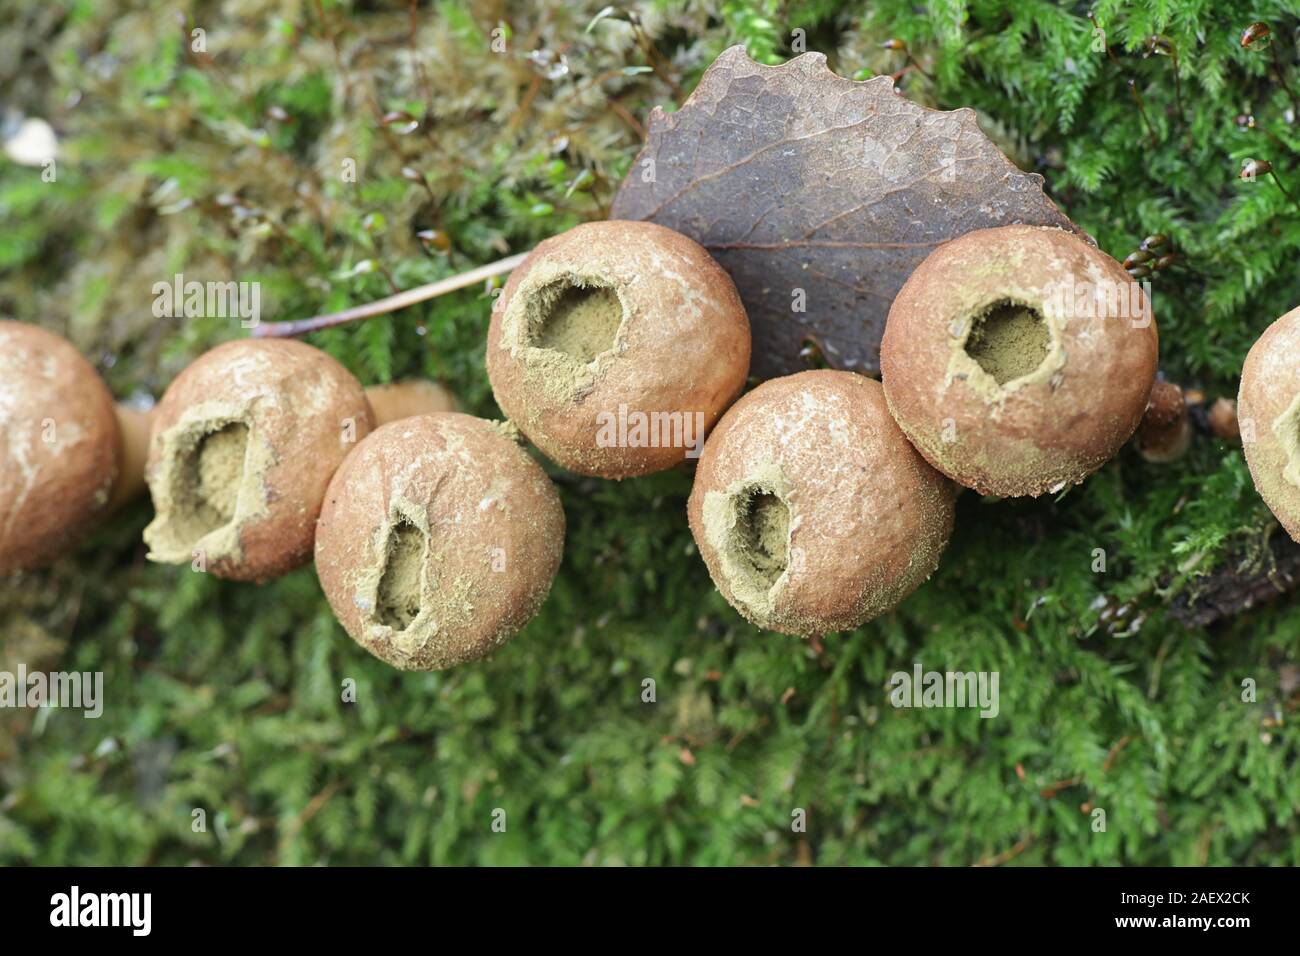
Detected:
left=880, top=224, right=1159, bottom=497
left=1133, top=380, right=1190, bottom=463
left=1240, top=305, right=1300, bottom=541
left=687, top=370, right=956, bottom=638
left=0, top=322, right=121, bottom=576
left=314, top=413, right=565, bottom=671
left=143, top=338, right=374, bottom=581
left=1208, top=397, right=1241, bottom=443
left=487, top=220, right=750, bottom=479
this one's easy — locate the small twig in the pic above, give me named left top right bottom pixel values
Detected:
left=905, top=51, right=933, bottom=80
left=279, top=780, right=340, bottom=855
left=889, top=63, right=923, bottom=86
left=606, top=95, right=645, bottom=139
left=1128, top=79, right=1158, bottom=146
left=1269, top=168, right=1300, bottom=213
left=1148, top=631, right=1173, bottom=698
left=1039, top=775, right=1082, bottom=799
left=973, top=835, right=1034, bottom=867
left=1102, top=735, right=1133, bottom=772
left=627, top=12, right=682, bottom=101
left=1171, top=47, right=1185, bottom=125
left=252, top=252, right=529, bottom=338
left=725, top=717, right=769, bottom=753
left=1144, top=36, right=1185, bottom=126
left=375, top=260, right=401, bottom=295
left=1088, top=12, right=1122, bottom=68
left=1239, top=114, right=1294, bottom=158
left=1269, top=42, right=1300, bottom=115
left=510, top=74, right=544, bottom=133
left=408, top=0, right=433, bottom=116
left=313, top=0, right=353, bottom=101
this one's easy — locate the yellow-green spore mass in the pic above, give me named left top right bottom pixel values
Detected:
left=195, top=422, right=249, bottom=524
left=534, top=283, right=623, bottom=363
left=376, top=519, right=428, bottom=630
left=965, top=301, right=1050, bottom=385
left=735, top=489, right=790, bottom=587
left=145, top=410, right=269, bottom=567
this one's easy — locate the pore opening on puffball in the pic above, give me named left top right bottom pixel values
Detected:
left=964, top=299, right=1050, bottom=385
left=734, top=488, right=790, bottom=589
left=173, top=420, right=249, bottom=544
left=529, top=278, right=624, bottom=363
left=1270, top=392, right=1300, bottom=490
left=377, top=518, right=428, bottom=630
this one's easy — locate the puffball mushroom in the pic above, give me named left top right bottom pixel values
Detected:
left=687, top=370, right=956, bottom=638
left=880, top=224, right=1159, bottom=497
left=314, top=413, right=565, bottom=670
left=364, top=379, right=456, bottom=423
left=143, top=339, right=375, bottom=581
left=0, top=321, right=144, bottom=576
left=487, top=220, right=750, bottom=479
left=1134, top=380, right=1191, bottom=463
left=1239, top=305, right=1300, bottom=541
left=1208, top=397, right=1241, bottom=443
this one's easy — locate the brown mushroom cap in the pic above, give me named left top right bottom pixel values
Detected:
left=880, top=225, right=1159, bottom=497
left=314, top=413, right=565, bottom=670
left=687, top=370, right=956, bottom=638
left=364, top=380, right=457, bottom=424
left=143, top=338, right=374, bottom=581
left=1134, top=380, right=1190, bottom=463
left=487, top=220, right=750, bottom=479
left=1240, top=305, right=1300, bottom=541
left=1208, top=397, right=1241, bottom=443
left=0, top=321, right=121, bottom=576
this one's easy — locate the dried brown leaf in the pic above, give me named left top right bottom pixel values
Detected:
left=612, top=46, right=1084, bottom=377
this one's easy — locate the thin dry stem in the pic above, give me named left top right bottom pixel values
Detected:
left=252, top=252, right=530, bottom=338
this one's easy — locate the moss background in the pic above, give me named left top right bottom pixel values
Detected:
left=3, top=0, right=1300, bottom=865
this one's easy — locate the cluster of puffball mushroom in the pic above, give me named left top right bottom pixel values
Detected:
left=3, top=217, right=1296, bottom=669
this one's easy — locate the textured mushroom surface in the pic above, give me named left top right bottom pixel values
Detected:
left=1134, top=380, right=1190, bottom=464
left=687, top=370, right=956, bottom=637
left=143, top=338, right=373, bottom=580
left=0, top=321, right=121, bottom=575
left=487, top=219, right=750, bottom=478
left=315, top=413, right=565, bottom=670
left=1240, top=305, right=1300, bottom=541
left=880, top=224, right=1159, bottom=497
